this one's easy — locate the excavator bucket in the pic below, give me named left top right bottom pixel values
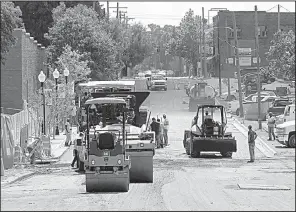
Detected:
left=85, top=168, right=130, bottom=192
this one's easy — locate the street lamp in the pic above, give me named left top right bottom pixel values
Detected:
left=38, top=70, right=46, bottom=135
left=53, top=68, right=60, bottom=135
left=64, top=68, right=69, bottom=84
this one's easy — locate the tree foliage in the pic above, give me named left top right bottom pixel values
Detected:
left=166, top=9, right=203, bottom=76
left=46, top=3, right=119, bottom=81
left=1, top=1, right=23, bottom=64
left=266, top=30, right=295, bottom=80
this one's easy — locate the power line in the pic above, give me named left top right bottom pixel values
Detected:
left=266, top=4, right=279, bottom=12
left=279, top=5, right=292, bottom=12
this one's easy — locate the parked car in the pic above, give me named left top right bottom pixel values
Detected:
left=266, top=98, right=292, bottom=119
left=275, top=120, right=295, bottom=148
left=228, top=92, right=276, bottom=116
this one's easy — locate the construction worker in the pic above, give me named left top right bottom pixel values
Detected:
left=150, top=117, right=161, bottom=148
left=71, top=133, right=83, bottom=168
left=190, top=84, right=198, bottom=98
left=248, top=125, right=257, bottom=163
left=157, top=118, right=164, bottom=148
left=267, top=112, right=276, bottom=141
left=163, top=114, right=169, bottom=146
left=65, top=118, right=71, bottom=146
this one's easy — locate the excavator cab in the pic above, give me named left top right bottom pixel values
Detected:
left=84, top=97, right=131, bottom=192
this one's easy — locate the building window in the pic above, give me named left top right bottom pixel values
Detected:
left=258, top=26, right=267, bottom=37
left=229, top=27, right=242, bottom=38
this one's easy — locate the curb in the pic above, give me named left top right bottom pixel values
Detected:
left=232, top=117, right=277, bottom=158
left=2, top=172, right=36, bottom=188
left=2, top=136, right=75, bottom=187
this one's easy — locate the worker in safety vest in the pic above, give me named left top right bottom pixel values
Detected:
left=189, top=84, right=198, bottom=98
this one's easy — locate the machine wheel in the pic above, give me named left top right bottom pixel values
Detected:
left=123, top=170, right=130, bottom=192
left=191, top=151, right=200, bottom=158
left=185, top=138, right=190, bottom=155
left=221, top=152, right=233, bottom=158
left=288, top=134, right=295, bottom=148
left=164, top=87, right=167, bottom=91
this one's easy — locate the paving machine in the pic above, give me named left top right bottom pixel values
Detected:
left=188, top=82, right=216, bottom=112
left=84, top=97, right=131, bottom=192
left=183, top=105, right=237, bottom=158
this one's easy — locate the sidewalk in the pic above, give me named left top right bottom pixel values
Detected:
left=235, top=117, right=285, bottom=154
left=1, top=127, right=77, bottom=186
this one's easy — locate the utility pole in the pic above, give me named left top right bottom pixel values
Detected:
left=255, top=5, right=262, bottom=129
left=126, top=16, right=135, bottom=28
left=277, top=4, right=280, bottom=32
left=217, top=15, right=222, bottom=96
left=199, top=16, right=202, bottom=77
left=117, top=2, right=119, bottom=19
left=202, top=7, right=206, bottom=78
left=107, top=1, right=109, bottom=20
left=111, top=5, right=127, bottom=21
left=225, top=17, right=231, bottom=99
left=119, top=11, right=127, bottom=24
left=233, top=11, right=244, bottom=117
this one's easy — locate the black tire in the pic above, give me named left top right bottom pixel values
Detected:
left=191, top=151, right=200, bottom=158
left=220, top=152, right=233, bottom=157
left=185, top=141, right=190, bottom=155
left=288, top=134, right=295, bottom=148
left=164, top=87, right=167, bottom=91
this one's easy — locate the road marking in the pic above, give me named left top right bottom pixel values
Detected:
left=238, top=184, right=290, bottom=190
left=232, top=118, right=276, bottom=158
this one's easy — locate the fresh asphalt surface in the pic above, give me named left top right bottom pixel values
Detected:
left=1, top=88, right=295, bottom=211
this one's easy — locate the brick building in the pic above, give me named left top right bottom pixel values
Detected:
left=212, top=10, right=295, bottom=78
left=1, top=28, right=47, bottom=115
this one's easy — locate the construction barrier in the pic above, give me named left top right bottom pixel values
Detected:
left=1, top=151, right=4, bottom=176
left=42, top=135, right=51, bottom=156
left=1, top=114, right=14, bottom=169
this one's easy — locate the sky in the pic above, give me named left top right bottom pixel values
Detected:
left=99, top=1, right=295, bottom=27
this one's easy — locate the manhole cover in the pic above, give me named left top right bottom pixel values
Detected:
left=238, top=184, right=290, bottom=190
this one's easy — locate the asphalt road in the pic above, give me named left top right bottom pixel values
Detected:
left=1, top=88, right=295, bottom=211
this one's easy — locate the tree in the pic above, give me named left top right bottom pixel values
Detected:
left=1, top=1, right=23, bottom=64
left=123, top=23, right=152, bottom=70
left=13, top=1, right=59, bottom=47
left=46, top=3, right=119, bottom=81
left=167, top=9, right=202, bottom=76
left=266, top=30, right=295, bottom=80
left=14, top=1, right=106, bottom=47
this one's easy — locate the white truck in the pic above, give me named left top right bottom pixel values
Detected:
left=146, top=74, right=167, bottom=91
left=275, top=104, right=295, bottom=125
left=275, top=120, right=295, bottom=148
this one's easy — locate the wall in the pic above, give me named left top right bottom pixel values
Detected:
left=213, top=11, right=295, bottom=78
left=1, top=28, right=46, bottom=115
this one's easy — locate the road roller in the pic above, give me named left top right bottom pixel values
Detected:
left=91, top=90, right=156, bottom=183
left=84, top=97, right=131, bottom=192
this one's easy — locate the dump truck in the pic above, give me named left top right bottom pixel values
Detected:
left=84, top=97, right=131, bottom=192
left=183, top=105, right=237, bottom=158
left=188, top=82, right=216, bottom=112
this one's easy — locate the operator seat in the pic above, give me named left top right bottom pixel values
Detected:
left=98, top=133, right=115, bottom=150
left=203, top=118, right=215, bottom=135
